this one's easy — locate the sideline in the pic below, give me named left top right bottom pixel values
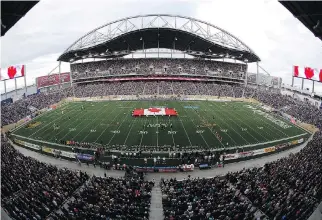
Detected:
left=145, top=133, right=314, bottom=181
left=11, top=132, right=314, bottom=182
left=10, top=141, right=124, bottom=178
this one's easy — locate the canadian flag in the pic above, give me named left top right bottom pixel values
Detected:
left=132, top=107, right=177, bottom=116
left=293, top=65, right=322, bottom=82
left=7, top=64, right=25, bottom=79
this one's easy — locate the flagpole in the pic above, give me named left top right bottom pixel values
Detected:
left=15, top=77, right=18, bottom=96
left=4, top=80, right=7, bottom=99
left=59, top=61, right=61, bottom=89
left=24, top=65, right=27, bottom=94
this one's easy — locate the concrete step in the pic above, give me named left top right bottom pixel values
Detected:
left=149, top=186, right=163, bottom=220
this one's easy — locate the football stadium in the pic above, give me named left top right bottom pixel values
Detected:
left=1, top=1, right=322, bottom=220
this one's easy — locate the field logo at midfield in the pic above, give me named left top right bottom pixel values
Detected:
left=184, top=106, right=199, bottom=109
left=27, top=121, right=42, bottom=128
left=132, top=107, right=177, bottom=116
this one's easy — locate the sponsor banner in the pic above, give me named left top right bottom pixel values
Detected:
left=264, top=146, right=276, bottom=153
left=253, top=148, right=266, bottom=156
left=14, top=139, right=25, bottom=146
left=275, top=143, right=289, bottom=150
left=135, top=167, right=155, bottom=172
left=222, top=153, right=238, bottom=161
left=15, top=139, right=41, bottom=150
left=52, top=149, right=61, bottom=155
left=36, top=72, right=71, bottom=88
left=77, top=153, right=94, bottom=161
left=24, top=115, right=32, bottom=122
left=61, top=151, right=76, bottom=158
left=199, top=164, right=210, bottom=168
left=24, top=142, right=41, bottom=150
left=182, top=164, right=194, bottom=172
left=43, top=147, right=53, bottom=154
left=238, top=151, right=254, bottom=158
left=158, top=167, right=178, bottom=173
left=298, top=138, right=304, bottom=144
left=291, top=140, right=298, bottom=145
left=135, top=166, right=178, bottom=173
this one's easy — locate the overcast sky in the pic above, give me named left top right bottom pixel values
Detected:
left=1, top=0, right=322, bottom=94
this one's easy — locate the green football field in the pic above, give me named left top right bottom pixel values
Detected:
left=13, top=100, right=309, bottom=151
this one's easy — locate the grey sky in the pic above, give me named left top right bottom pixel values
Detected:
left=1, top=0, right=322, bottom=93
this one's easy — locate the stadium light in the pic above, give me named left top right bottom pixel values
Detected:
left=175, top=37, right=177, bottom=41
left=140, top=37, right=143, bottom=41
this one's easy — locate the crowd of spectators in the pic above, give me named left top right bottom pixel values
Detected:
left=161, top=130, right=322, bottom=220
left=2, top=66, right=322, bottom=219
left=1, top=88, right=72, bottom=126
left=44, top=167, right=153, bottom=220
left=73, top=81, right=243, bottom=98
left=1, top=134, right=89, bottom=219
left=160, top=86, right=322, bottom=220
left=70, top=58, right=247, bottom=79
left=161, top=177, right=257, bottom=220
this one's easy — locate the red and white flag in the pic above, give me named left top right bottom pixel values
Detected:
left=132, top=107, right=177, bottom=116
left=7, top=64, right=25, bottom=79
left=293, top=65, right=322, bottom=82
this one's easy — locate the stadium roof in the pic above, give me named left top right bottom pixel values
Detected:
left=280, top=1, right=322, bottom=42
left=1, top=1, right=39, bottom=37
left=58, top=14, right=260, bottom=63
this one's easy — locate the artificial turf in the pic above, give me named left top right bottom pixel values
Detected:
left=12, top=100, right=309, bottom=151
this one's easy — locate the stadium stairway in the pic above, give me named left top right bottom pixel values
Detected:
left=149, top=185, right=163, bottom=220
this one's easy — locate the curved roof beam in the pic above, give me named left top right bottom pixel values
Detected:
left=62, top=14, right=259, bottom=58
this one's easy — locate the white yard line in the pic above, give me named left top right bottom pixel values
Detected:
left=82, top=102, right=121, bottom=143
left=66, top=104, right=109, bottom=141
left=156, top=116, right=159, bottom=147
left=189, top=102, right=226, bottom=147
left=28, top=104, right=80, bottom=138
left=167, top=116, right=176, bottom=147
left=179, top=102, right=210, bottom=148
left=229, top=106, right=277, bottom=141
left=139, top=116, right=149, bottom=147
left=123, top=117, right=138, bottom=145
left=240, top=108, right=290, bottom=138
left=106, top=102, right=135, bottom=146
left=215, top=103, right=264, bottom=142
left=201, top=102, right=238, bottom=145
left=53, top=106, right=98, bottom=138
left=94, top=102, right=134, bottom=144
left=177, top=115, right=193, bottom=147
